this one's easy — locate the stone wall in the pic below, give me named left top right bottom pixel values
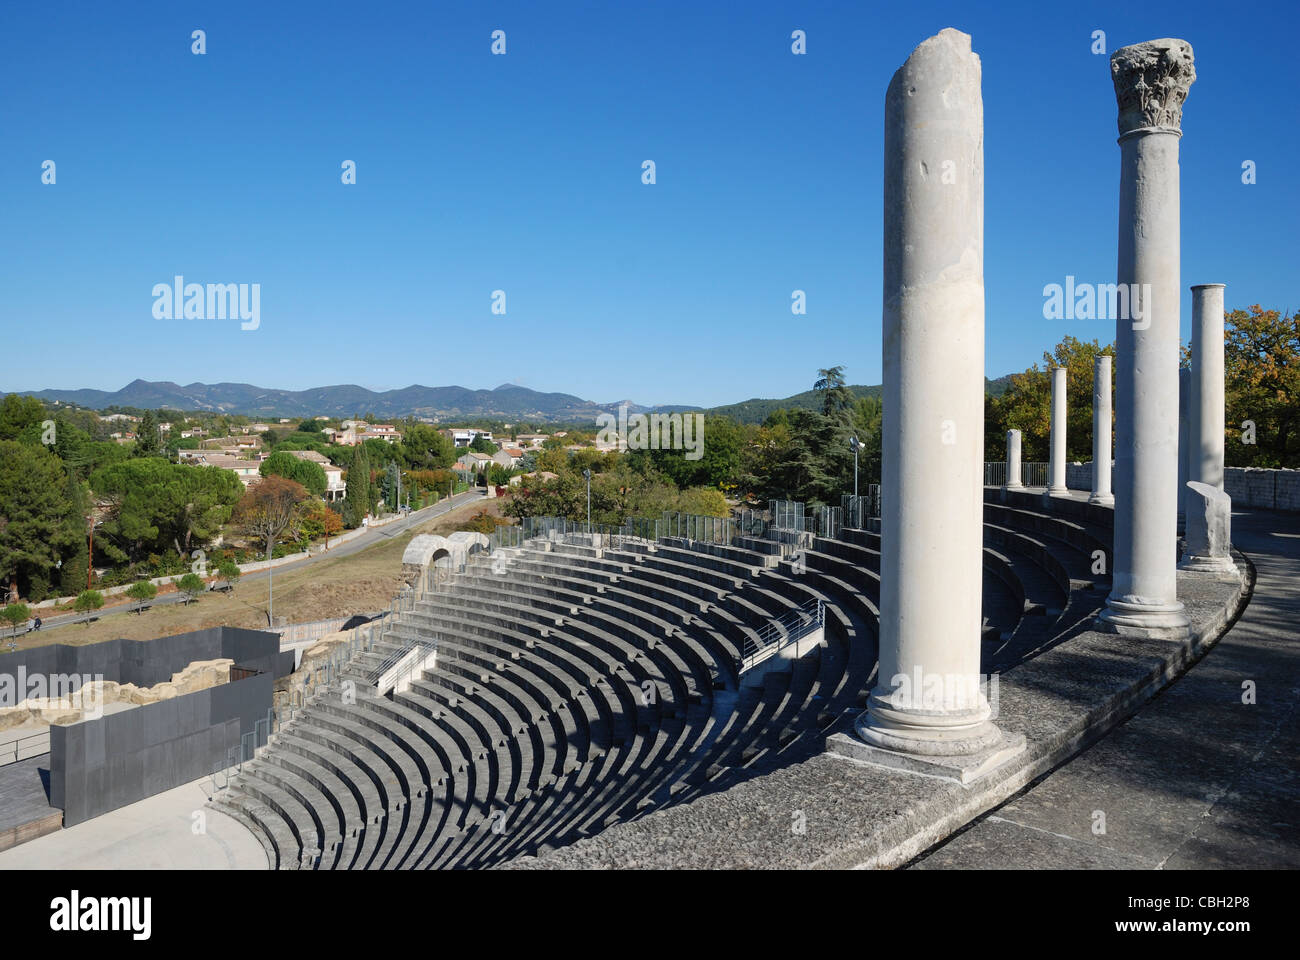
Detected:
left=1224, top=467, right=1300, bottom=512
left=1062, top=462, right=1300, bottom=512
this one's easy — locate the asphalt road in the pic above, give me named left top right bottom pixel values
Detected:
left=10, top=488, right=489, bottom=639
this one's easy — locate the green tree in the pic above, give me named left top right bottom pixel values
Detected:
left=469, top=434, right=499, bottom=454
left=0, top=394, right=46, bottom=442
left=399, top=422, right=456, bottom=469
left=1224, top=304, right=1300, bottom=467
left=813, top=366, right=853, bottom=418
left=343, top=443, right=370, bottom=527
left=215, top=559, right=241, bottom=591
left=174, top=573, right=205, bottom=604
left=0, top=440, right=75, bottom=602
left=90, top=459, right=243, bottom=562
left=125, top=580, right=158, bottom=613
left=134, top=410, right=162, bottom=458
left=1, top=602, right=30, bottom=639
left=57, top=470, right=91, bottom=597
left=260, top=450, right=327, bottom=497
left=74, top=589, right=104, bottom=623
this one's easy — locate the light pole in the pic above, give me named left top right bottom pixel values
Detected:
left=583, top=469, right=592, bottom=531
left=268, top=534, right=275, bottom=628
left=849, top=435, right=860, bottom=499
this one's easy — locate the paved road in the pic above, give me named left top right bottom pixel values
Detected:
left=910, top=507, right=1300, bottom=869
left=14, top=488, right=489, bottom=638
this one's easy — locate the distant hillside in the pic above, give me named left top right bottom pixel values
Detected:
left=16, top=380, right=654, bottom=422
left=14, top=374, right=1021, bottom=424
left=697, top=378, right=1013, bottom=424
left=700, top=385, right=884, bottom=424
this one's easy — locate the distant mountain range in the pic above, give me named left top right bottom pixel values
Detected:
left=13, top=374, right=1017, bottom=424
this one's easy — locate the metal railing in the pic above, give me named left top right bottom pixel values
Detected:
left=984, top=461, right=1050, bottom=487
left=740, top=598, right=825, bottom=673
left=365, top=633, right=436, bottom=686
left=0, top=730, right=51, bottom=767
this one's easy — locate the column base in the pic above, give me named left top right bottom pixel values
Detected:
left=1087, top=492, right=1114, bottom=507
left=826, top=708, right=1025, bottom=786
left=1003, top=482, right=1024, bottom=491
left=1178, top=553, right=1240, bottom=581
left=1047, top=485, right=1071, bottom=498
left=1097, top=596, right=1189, bottom=639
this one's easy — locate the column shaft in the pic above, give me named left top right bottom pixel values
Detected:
left=1005, top=429, right=1023, bottom=489
left=1089, top=355, right=1114, bottom=505
left=858, top=29, right=1005, bottom=758
left=1048, top=366, right=1069, bottom=495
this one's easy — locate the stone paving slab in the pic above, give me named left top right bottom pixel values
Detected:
left=0, top=774, right=267, bottom=869
left=906, top=508, right=1299, bottom=870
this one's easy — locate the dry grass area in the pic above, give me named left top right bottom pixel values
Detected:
left=12, top=496, right=514, bottom=650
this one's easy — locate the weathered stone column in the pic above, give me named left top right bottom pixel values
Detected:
left=1005, top=429, right=1024, bottom=490
left=1181, top=284, right=1237, bottom=575
left=1089, top=355, right=1114, bottom=506
left=831, top=29, right=1020, bottom=782
left=1048, top=366, right=1069, bottom=496
left=1099, top=39, right=1194, bottom=639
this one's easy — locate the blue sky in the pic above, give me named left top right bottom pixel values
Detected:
left=1, top=0, right=1295, bottom=409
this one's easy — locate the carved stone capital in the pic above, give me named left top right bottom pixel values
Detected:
left=1111, top=38, right=1195, bottom=136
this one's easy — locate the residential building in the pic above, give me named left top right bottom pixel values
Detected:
left=286, top=449, right=346, bottom=501
left=190, top=453, right=262, bottom=487
left=443, top=428, right=494, bottom=449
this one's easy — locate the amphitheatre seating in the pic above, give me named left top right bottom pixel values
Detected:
left=215, top=488, right=1111, bottom=869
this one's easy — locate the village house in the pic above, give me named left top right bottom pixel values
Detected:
left=286, top=449, right=346, bottom=501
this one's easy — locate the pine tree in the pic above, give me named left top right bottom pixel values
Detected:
left=135, top=409, right=161, bottom=457
left=58, top=472, right=90, bottom=596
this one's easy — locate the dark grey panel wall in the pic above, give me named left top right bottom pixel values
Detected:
left=49, top=671, right=273, bottom=826
left=0, top=626, right=290, bottom=696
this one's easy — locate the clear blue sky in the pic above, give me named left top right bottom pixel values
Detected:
left=1, top=0, right=1295, bottom=408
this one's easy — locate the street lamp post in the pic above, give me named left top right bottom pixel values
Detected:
left=849, top=435, right=860, bottom=499
left=583, top=469, right=592, bottom=531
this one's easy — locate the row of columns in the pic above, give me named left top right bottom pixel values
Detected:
left=849, top=31, right=1231, bottom=779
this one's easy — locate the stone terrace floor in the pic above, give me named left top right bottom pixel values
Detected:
left=911, top=507, right=1300, bottom=869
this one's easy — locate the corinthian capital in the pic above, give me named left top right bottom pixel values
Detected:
left=1111, top=38, right=1195, bottom=136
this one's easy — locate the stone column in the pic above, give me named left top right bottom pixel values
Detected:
left=1089, top=355, right=1114, bottom=505
left=1181, top=284, right=1237, bottom=575
left=1005, top=429, right=1024, bottom=489
left=1099, top=39, right=1194, bottom=639
left=836, top=29, right=1020, bottom=781
left=1177, top=366, right=1190, bottom=532
left=1048, top=366, right=1069, bottom=496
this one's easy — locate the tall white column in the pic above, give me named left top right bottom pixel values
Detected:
left=1005, top=429, right=1024, bottom=489
left=1099, top=39, right=1194, bottom=639
left=1177, top=366, right=1190, bottom=531
left=1048, top=366, right=1069, bottom=496
left=1181, top=283, right=1236, bottom=575
left=850, top=29, right=1018, bottom=774
left=1089, top=355, right=1114, bottom=505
